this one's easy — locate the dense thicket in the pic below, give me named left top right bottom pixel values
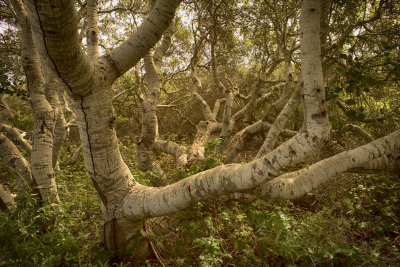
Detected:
left=0, top=0, right=399, bottom=265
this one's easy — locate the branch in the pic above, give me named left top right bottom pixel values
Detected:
left=256, top=87, right=301, bottom=158
left=342, top=124, right=373, bottom=143
left=0, top=133, right=33, bottom=192
left=0, top=184, right=15, bottom=212
left=153, top=140, right=188, bottom=167
left=0, top=123, right=32, bottom=155
left=86, top=0, right=100, bottom=59
left=256, top=129, right=400, bottom=199
left=105, top=0, right=181, bottom=79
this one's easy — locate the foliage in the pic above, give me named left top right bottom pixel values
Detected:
left=0, top=148, right=105, bottom=266
left=160, top=172, right=400, bottom=266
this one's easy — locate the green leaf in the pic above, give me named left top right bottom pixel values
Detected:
left=345, top=99, right=356, bottom=105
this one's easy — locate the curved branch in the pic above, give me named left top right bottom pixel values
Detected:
left=256, top=87, right=301, bottom=158
left=342, top=124, right=373, bottom=143
left=0, top=123, right=32, bottom=155
left=105, top=0, right=181, bottom=79
left=257, top=129, right=400, bottom=199
left=0, top=133, right=32, bottom=192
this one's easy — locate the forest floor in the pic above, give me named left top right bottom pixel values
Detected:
left=0, top=138, right=399, bottom=266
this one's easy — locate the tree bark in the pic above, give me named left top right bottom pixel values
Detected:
left=0, top=184, right=15, bottom=212
left=12, top=0, right=59, bottom=202
left=256, top=129, right=400, bottom=199
left=256, top=87, right=301, bottom=158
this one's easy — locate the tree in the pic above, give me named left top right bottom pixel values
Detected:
left=3, top=0, right=400, bottom=262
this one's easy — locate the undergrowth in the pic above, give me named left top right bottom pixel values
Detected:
left=0, top=142, right=399, bottom=266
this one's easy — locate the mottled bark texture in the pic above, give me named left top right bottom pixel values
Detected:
left=256, top=129, right=400, bottom=199
left=0, top=133, right=33, bottom=191
left=22, top=0, right=181, bottom=253
left=256, top=87, right=301, bottom=158
left=11, top=0, right=59, bottom=202
left=137, top=25, right=173, bottom=186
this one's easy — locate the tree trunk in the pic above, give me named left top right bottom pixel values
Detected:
left=12, top=0, right=59, bottom=202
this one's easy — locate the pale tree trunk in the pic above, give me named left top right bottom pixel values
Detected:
left=0, top=94, right=11, bottom=124
left=153, top=140, right=188, bottom=167
left=23, top=0, right=181, bottom=254
left=137, top=24, right=173, bottom=186
left=0, top=133, right=33, bottom=191
left=71, top=144, right=82, bottom=162
left=52, top=102, right=67, bottom=168
left=86, top=0, right=100, bottom=60
left=187, top=93, right=223, bottom=162
left=256, top=86, right=301, bottom=158
left=188, top=51, right=226, bottom=161
left=228, top=89, right=274, bottom=135
left=44, top=74, right=67, bottom=169
left=115, top=0, right=330, bottom=244
left=0, top=95, right=32, bottom=154
left=223, top=72, right=295, bottom=162
left=0, top=123, right=32, bottom=155
left=223, top=121, right=296, bottom=163
left=0, top=184, right=16, bottom=212
left=0, top=94, right=32, bottom=154
left=11, top=0, right=59, bottom=202
left=361, top=148, right=400, bottom=170
left=187, top=121, right=222, bottom=162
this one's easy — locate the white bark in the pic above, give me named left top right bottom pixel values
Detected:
left=137, top=24, right=174, bottom=186
left=0, top=94, right=11, bottom=124
left=0, top=133, right=33, bottom=191
left=18, top=0, right=354, bottom=256
left=188, top=121, right=222, bottom=162
left=104, top=0, right=181, bottom=79
left=72, top=145, right=82, bottom=162
left=257, top=129, right=400, bottom=199
left=0, top=184, right=16, bottom=212
left=223, top=120, right=296, bottom=163
left=0, top=123, right=32, bottom=155
left=86, top=0, right=100, bottom=60
left=12, top=0, right=59, bottom=202
left=153, top=140, right=188, bottom=167
left=256, top=87, right=301, bottom=158
left=360, top=149, right=400, bottom=170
